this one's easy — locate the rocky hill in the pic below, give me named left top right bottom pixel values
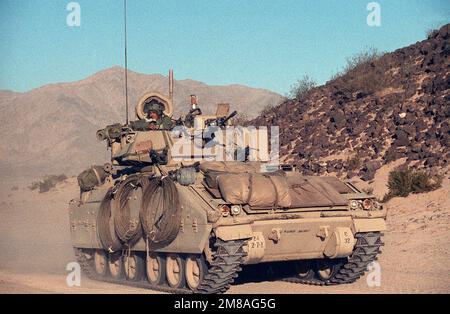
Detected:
left=251, top=24, right=449, bottom=181
left=0, top=68, right=282, bottom=177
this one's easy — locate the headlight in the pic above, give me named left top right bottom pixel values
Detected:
left=230, top=205, right=241, bottom=216
left=362, top=199, right=374, bottom=210
left=349, top=199, right=380, bottom=211
left=219, top=205, right=230, bottom=217
left=350, top=200, right=359, bottom=210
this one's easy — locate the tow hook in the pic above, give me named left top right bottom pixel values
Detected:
left=268, top=228, right=282, bottom=243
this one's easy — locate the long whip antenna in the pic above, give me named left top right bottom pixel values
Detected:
left=124, top=0, right=129, bottom=125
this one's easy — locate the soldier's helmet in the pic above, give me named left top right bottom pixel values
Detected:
left=143, top=99, right=164, bottom=115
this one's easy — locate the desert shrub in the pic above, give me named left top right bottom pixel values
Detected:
left=346, top=155, right=361, bottom=171
left=383, top=148, right=397, bottom=163
left=288, top=75, right=317, bottom=99
left=29, top=174, right=68, bottom=193
left=343, top=47, right=383, bottom=73
left=386, top=168, right=413, bottom=198
left=382, top=168, right=442, bottom=202
left=332, top=47, right=387, bottom=94
left=29, top=182, right=40, bottom=191
left=426, top=28, right=439, bottom=39
left=411, top=171, right=442, bottom=193
left=425, top=23, right=446, bottom=39
left=11, top=186, right=19, bottom=191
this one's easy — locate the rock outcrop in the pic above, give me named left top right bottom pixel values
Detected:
left=251, top=24, right=450, bottom=181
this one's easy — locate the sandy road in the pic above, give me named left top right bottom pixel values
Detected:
left=1, top=177, right=449, bottom=294
left=0, top=229, right=448, bottom=294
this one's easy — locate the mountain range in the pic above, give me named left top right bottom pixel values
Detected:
left=0, top=67, right=282, bottom=177
left=2, top=24, right=449, bottom=181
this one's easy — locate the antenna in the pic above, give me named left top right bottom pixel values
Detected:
left=124, top=0, right=129, bottom=125
left=169, top=69, right=174, bottom=105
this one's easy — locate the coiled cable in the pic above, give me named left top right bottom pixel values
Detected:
left=140, top=176, right=181, bottom=250
left=97, top=188, right=124, bottom=253
left=113, top=175, right=144, bottom=246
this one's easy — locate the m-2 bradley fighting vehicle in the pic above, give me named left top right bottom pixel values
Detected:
left=69, top=70, right=386, bottom=293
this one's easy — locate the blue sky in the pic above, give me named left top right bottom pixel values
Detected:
left=0, top=0, right=449, bottom=94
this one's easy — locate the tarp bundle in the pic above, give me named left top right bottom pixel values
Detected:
left=217, top=172, right=349, bottom=209
left=201, top=161, right=262, bottom=190
left=201, top=161, right=349, bottom=209
left=217, top=173, right=292, bottom=208
left=286, top=174, right=349, bottom=207
left=199, top=161, right=261, bottom=173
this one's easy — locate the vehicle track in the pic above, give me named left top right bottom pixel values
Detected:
left=75, top=238, right=247, bottom=294
left=283, top=232, right=384, bottom=286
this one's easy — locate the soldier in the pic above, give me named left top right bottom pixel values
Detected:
left=183, top=95, right=202, bottom=128
left=143, top=100, right=175, bottom=130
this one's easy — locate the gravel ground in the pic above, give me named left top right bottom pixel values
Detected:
left=1, top=176, right=449, bottom=294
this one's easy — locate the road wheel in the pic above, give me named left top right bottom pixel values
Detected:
left=146, top=253, right=166, bottom=285
left=315, top=259, right=342, bottom=281
left=166, top=254, right=185, bottom=288
left=108, top=252, right=125, bottom=280
left=124, top=252, right=145, bottom=281
left=294, top=260, right=314, bottom=280
left=185, top=255, right=207, bottom=291
left=94, top=250, right=108, bottom=276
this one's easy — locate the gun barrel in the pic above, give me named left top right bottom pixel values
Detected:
left=222, top=110, right=237, bottom=125
left=96, top=129, right=107, bottom=141
left=96, top=124, right=122, bottom=141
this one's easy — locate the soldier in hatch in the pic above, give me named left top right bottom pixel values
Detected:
left=143, top=100, right=175, bottom=130
left=182, top=94, right=202, bottom=128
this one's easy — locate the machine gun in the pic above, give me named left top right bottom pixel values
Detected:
left=204, top=110, right=237, bottom=128
left=96, top=123, right=123, bottom=142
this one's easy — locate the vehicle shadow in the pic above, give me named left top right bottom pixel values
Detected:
left=234, top=261, right=295, bottom=285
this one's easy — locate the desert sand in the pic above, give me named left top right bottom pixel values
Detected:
left=0, top=164, right=449, bottom=294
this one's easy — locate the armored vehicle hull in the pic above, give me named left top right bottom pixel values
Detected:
left=69, top=76, right=386, bottom=293
left=69, top=154, right=386, bottom=294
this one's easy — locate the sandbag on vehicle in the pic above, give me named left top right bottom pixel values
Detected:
left=216, top=173, right=250, bottom=204
left=203, top=170, right=223, bottom=189
left=248, top=174, right=277, bottom=207
left=269, top=174, right=291, bottom=207
left=77, top=165, right=109, bottom=192
left=217, top=173, right=292, bottom=208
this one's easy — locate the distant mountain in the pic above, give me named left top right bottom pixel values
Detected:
left=251, top=24, right=449, bottom=181
left=0, top=67, right=282, bottom=177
